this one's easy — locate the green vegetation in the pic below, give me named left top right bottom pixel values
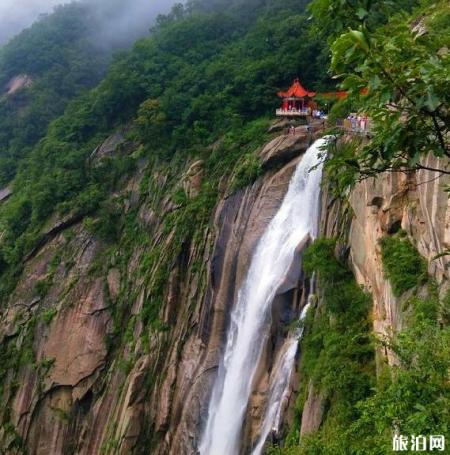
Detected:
left=230, top=150, right=263, bottom=192
left=288, top=239, right=375, bottom=451
left=321, top=137, right=364, bottom=198
left=309, top=0, right=418, bottom=42
left=0, top=3, right=108, bottom=185
left=271, top=239, right=449, bottom=454
left=352, top=288, right=450, bottom=440
left=34, top=251, right=61, bottom=298
left=380, top=232, right=428, bottom=297
left=0, top=0, right=330, bottom=305
left=0, top=0, right=448, bottom=451
left=0, top=341, right=20, bottom=401
left=35, top=278, right=52, bottom=299
left=315, top=0, right=449, bottom=184
left=40, top=308, right=57, bottom=325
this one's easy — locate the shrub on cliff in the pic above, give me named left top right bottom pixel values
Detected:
left=292, top=238, right=375, bottom=449
left=273, top=241, right=449, bottom=454
left=380, top=233, right=428, bottom=297
left=313, top=0, right=450, bottom=183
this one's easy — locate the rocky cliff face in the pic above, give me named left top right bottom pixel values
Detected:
left=4, top=75, right=33, bottom=96
left=2, top=129, right=447, bottom=454
left=0, top=129, right=313, bottom=454
left=299, top=140, right=450, bottom=436
left=348, top=155, right=449, bottom=348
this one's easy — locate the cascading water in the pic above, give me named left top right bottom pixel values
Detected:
left=199, top=138, right=327, bottom=455
left=251, top=284, right=314, bottom=455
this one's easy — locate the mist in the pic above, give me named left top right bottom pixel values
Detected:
left=0, top=0, right=182, bottom=47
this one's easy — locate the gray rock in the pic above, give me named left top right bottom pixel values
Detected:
left=260, top=133, right=310, bottom=169
left=0, top=186, right=12, bottom=202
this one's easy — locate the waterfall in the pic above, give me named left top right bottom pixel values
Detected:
left=199, top=138, right=327, bottom=455
left=251, top=288, right=313, bottom=455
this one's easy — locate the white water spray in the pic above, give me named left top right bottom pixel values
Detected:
left=199, top=138, right=327, bottom=455
left=251, top=287, right=314, bottom=455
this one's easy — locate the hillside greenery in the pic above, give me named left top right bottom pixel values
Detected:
left=269, top=239, right=450, bottom=454
left=380, top=231, right=428, bottom=297
left=0, top=3, right=110, bottom=185
left=322, top=0, right=449, bottom=183
left=0, top=0, right=331, bottom=301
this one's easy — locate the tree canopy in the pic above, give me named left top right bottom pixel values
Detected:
left=0, top=0, right=331, bottom=298
left=320, top=0, right=449, bottom=181
left=0, top=3, right=109, bottom=186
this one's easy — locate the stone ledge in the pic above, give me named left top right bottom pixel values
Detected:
left=260, top=133, right=311, bottom=169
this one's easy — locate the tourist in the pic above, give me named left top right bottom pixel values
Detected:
left=361, top=115, right=367, bottom=131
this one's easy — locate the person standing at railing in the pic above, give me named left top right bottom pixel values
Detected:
left=360, top=115, right=366, bottom=131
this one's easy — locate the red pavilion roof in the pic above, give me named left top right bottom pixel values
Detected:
left=278, top=78, right=316, bottom=98
left=320, top=91, right=349, bottom=99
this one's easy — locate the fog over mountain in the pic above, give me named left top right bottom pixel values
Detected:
left=0, top=0, right=180, bottom=47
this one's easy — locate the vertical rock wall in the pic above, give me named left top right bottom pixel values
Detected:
left=299, top=142, right=450, bottom=436
left=0, top=132, right=313, bottom=454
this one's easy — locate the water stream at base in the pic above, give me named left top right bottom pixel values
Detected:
left=251, top=287, right=314, bottom=455
left=199, top=138, right=327, bottom=455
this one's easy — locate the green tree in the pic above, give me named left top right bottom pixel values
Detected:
left=0, top=3, right=109, bottom=186
left=315, top=0, right=449, bottom=181
left=135, top=99, right=167, bottom=146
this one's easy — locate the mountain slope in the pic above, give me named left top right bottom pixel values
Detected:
left=0, top=0, right=328, bottom=299
left=0, top=0, right=448, bottom=454
left=0, top=1, right=329, bottom=452
left=0, top=3, right=110, bottom=185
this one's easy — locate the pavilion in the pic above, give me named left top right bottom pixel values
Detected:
left=276, top=78, right=316, bottom=117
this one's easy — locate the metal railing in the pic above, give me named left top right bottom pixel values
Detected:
left=336, top=118, right=373, bottom=136
left=276, top=109, right=308, bottom=117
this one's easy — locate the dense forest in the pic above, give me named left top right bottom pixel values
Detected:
left=0, top=3, right=110, bottom=185
left=0, top=0, right=328, bottom=297
left=0, top=0, right=448, bottom=453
